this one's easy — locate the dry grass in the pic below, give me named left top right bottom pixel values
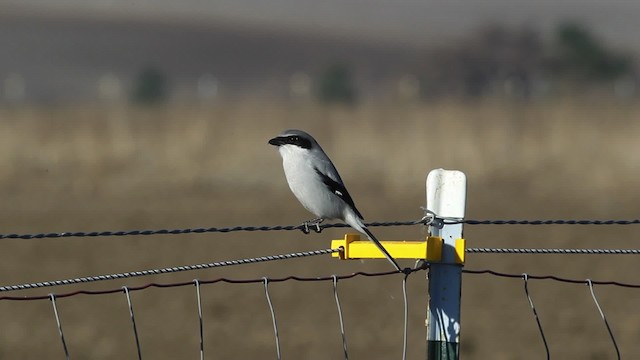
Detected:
left=0, top=98, right=639, bottom=359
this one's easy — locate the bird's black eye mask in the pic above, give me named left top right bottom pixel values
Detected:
left=283, top=135, right=312, bottom=149
left=269, top=134, right=313, bottom=149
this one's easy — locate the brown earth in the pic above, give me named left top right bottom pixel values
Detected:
left=0, top=99, right=638, bottom=359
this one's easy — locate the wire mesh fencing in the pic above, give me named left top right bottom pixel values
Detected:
left=0, top=218, right=639, bottom=359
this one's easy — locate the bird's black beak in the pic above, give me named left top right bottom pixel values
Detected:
left=268, top=136, right=284, bottom=146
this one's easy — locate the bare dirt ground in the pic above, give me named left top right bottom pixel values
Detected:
left=0, top=99, right=638, bottom=359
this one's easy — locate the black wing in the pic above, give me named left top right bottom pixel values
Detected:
left=314, top=167, right=364, bottom=220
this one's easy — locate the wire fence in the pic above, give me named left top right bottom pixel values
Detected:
left=2, top=218, right=640, bottom=296
left=13, top=266, right=639, bottom=359
left=1, top=218, right=639, bottom=359
left=463, top=269, right=631, bottom=360
left=2, top=218, right=639, bottom=295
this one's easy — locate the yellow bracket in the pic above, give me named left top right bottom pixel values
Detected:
left=455, top=238, right=466, bottom=264
left=331, top=234, right=466, bottom=264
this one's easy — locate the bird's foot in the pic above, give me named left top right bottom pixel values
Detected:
left=301, top=218, right=324, bottom=234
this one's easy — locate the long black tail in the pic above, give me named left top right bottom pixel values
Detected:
left=361, top=227, right=401, bottom=271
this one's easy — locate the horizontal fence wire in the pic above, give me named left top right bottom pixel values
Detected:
left=462, top=269, right=640, bottom=288
left=1, top=218, right=639, bottom=240
left=0, top=268, right=411, bottom=301
left=466, top=248, right=640, bottom=254
left=4, top=266, right=640, bottom=302
left=2, top=219, right=640, bottom=299
left=0, top=248, right=340, bottom=293
left=4, top=245, right=636, bottom=294
left=0, top=221, right=422, bottom=240
left=461, top=219, right=640, bottom=225
left=2, top=217, right=635, bottom=359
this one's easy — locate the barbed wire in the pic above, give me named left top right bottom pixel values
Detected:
left=1, top=218, right=639, bottom=240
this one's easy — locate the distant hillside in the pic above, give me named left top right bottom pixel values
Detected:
left=5, top=0, right=640, bottom=50
left=0, top=13, right=423, bottom=103
left=2, top=0, right=639, bottom=103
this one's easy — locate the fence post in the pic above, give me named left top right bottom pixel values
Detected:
left=426, top=169, right=466, bottom=360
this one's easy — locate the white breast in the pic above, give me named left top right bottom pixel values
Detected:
left=278, top=145, right=344, bottom=219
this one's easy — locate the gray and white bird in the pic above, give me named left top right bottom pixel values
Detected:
left=269, top=129, right=401, bottom=271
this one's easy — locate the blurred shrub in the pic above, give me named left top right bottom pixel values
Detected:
left=316, top=63, right=357, bottom=104
left=132, top=66, right=167, bottom=105
left=548, top=22, right=633, bottom=82
left=418, top=22, right=636, bottom=99
left=421, top=25, right=544, bottom=99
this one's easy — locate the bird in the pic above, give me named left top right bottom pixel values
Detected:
left=268, top=129, right=401, bottom=271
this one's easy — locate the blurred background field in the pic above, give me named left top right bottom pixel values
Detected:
left=1, top=1, right=640, bottom=359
